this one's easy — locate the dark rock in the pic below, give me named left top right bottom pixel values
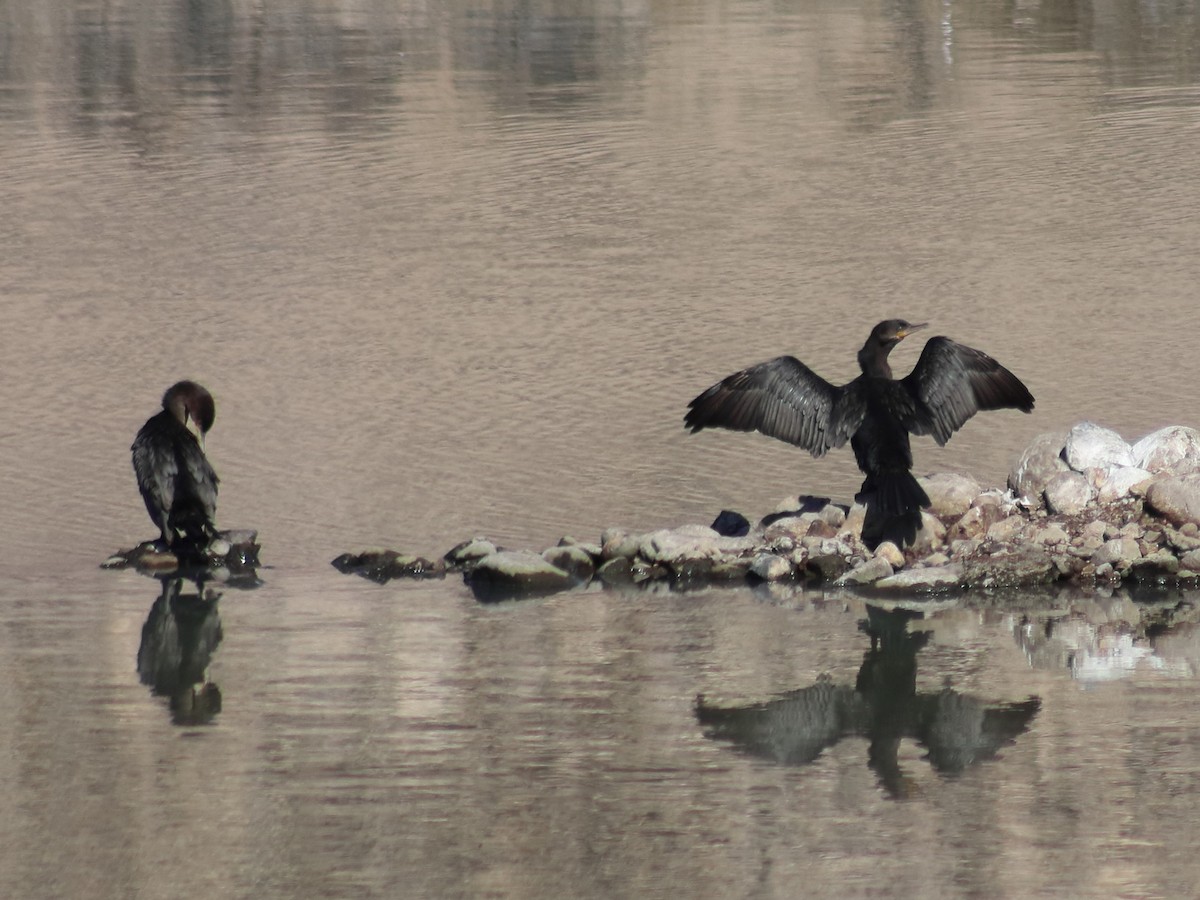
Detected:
left=671, top=557, right=715, bottom=589
left=711, top=509, right=750, bottom=537
left=806, top=553, right=850, bottom=582
left=597, top=556, right=635, bottom=585
left=332, top=549, right=444, bottom=583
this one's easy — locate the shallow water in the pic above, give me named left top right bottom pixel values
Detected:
left=3, top=1, right=1200, bottom=897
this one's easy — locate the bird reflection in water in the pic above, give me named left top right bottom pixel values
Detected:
left=695, top=605, right=1040, bottom=798
left=685, top=320, right=1034, bottom=549
left=137, top=576, right=224, bottom=726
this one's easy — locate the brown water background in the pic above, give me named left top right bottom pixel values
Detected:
left=2, top=1, right=1200, bottom=897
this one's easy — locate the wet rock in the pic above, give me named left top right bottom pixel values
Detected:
left=919, top=473, right=982, bottom=519
left=961, top=546, right=1056, bottom=588
left=670, top=558, right=714, bottom=589
left=874, top=566, right=961, bottom=593
left=600, top=528, right=642, bottom=560
left=444, top=537, right=498, bottom=568
left=542, top=545, right=596, bottom=582
left=1129, top=552, right=1180, bottom=582
left=1132, top=425, right=1200, bottom=475
left=1008, top=430, right=1069, bottom=507
left=1064, top=422, right=1134, bottom=471
left=748, top=553, right=794, bottom=582
left=1044, top=471, right=1094, bottom=516
left=105, top=530, right=261, bottom=576
left=710, top=509, right=750, bottom=537
left=639, top=527, right=755, bottom=565
left=597, top=556, right=634, bottom=585
left=837, top=557, right=894, bottom=586
left=1145, top=474, right=1200, bottom=528
left=467, top=550, right=576, bottom=601
left=710, top=557, right=755, bottom=580
left=556, top=536, right=603, bottom=561
left=1094, top=466, right=1154, bottom=504
left=1091, top=538, right=1142, bottom=570
left=332, top=549, right=445, bottom=583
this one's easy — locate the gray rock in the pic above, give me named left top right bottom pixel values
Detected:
left=749, top=553, right=794, bottom=582
left=542, top=545, right=596, bottom=582
left=1146, top=474, right=1200, bottom=528
left=600, top=529, right=643, bottom=560
left=1008, top=431, right=1069, bottom=507
left=819, top=504, right=847, bottom=529
left=1091, top=538, right=1141, bottom=569
left=837, top=557, right=894, bottom=586
left=1132, top=425, right=1200, bottom=475
left=763, top=515, right=815, bottom=543
left=961, top=547, right=1056, bottom=588
left=875, top=566, right=961, bottom=593
left=1044, top=471, right=1094, bottom=516
left=1095, top=466, right=1153, bottom=504
left=1180, top=549, right=1200, bottom=571
left=467, top=550, right=575, bottom=601
left=597, top=556, right=634, bottom=585
left=919, top=473, right=983, bottom=519
left=1063, top=422, right=1134, bottom=471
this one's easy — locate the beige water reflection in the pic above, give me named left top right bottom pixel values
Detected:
left=3, top=1, right=1200, bottom=898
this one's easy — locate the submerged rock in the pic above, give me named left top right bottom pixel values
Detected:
left=331, top=549, right=445, bottom=583
left=466, top=550, right=577, bottom=602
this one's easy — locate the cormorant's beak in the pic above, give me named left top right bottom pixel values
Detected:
left=898, top=322, right=928, bottom=339
left=184, top=413, right=205, bottom=447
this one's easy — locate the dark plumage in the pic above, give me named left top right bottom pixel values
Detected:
left=132, top=381, right=219, bottom=550
left=684, top=320, right=1034, bottom=549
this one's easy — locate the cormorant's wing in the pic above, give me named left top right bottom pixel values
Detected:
left=132, top=414, right=179, bottom=528
left=901, top=337, right=1035, bottom=445
left=684, top=356, right=864, bottom=457
left=178, top=438, right=219, bottom=523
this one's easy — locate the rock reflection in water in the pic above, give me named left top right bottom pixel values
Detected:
left=136, top=576, right=225, bottom=726
left=696, top=604, right=1040, bottom=798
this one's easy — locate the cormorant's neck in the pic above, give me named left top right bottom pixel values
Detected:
left=858, top=342, right=895, bottom=379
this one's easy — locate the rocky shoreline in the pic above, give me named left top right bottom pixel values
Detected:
left=332, top=422, right=1200, bottom=602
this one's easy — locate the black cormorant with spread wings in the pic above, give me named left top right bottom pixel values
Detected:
left=132, top=381, right=219, bottom=552
left=684, top=320, right=1034, bottom=550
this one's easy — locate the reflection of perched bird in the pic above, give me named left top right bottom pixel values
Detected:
left=132, top=381, right=219, bottom=549
left=685, top=320, right=1034, bottom=549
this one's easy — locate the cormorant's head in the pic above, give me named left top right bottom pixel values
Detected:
left=870, top=319, right=927, bottom=347
left=163, top=381, right=216, bottom=444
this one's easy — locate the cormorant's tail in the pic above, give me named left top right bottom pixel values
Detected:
left=859, top=472, right=930, bottom=551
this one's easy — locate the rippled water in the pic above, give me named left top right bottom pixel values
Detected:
left=3, top=1, right=1200, bottom=897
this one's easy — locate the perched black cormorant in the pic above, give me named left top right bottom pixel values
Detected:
left=132, top=381, right=219, bottom=550
left=685, top=320, right=1034, bottom=549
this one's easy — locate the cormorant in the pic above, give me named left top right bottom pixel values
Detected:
left=684, top=320, right=1034, bottom=549
left=132, top=381, right=219, bottom=550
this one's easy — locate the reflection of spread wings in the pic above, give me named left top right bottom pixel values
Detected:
left=684, top=356, right=866, bottom=457
left=902, top=337, right=1035, bottom=445
left=917, top=692, right=1042, bottom=773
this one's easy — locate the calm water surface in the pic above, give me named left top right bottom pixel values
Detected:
left=2, top=1, right=1200, bottom=897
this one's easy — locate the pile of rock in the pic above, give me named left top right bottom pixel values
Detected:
left=331, top=422, right=1200, bottom=601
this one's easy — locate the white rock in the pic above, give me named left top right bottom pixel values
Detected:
left=1132, top=426, right=1200, bottom=475
left=1064, top=422, right=1134, bottom=471
left=1044, top=471, right=1094, bottom=515
left=1095, top=466, right=1154, bottom=504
